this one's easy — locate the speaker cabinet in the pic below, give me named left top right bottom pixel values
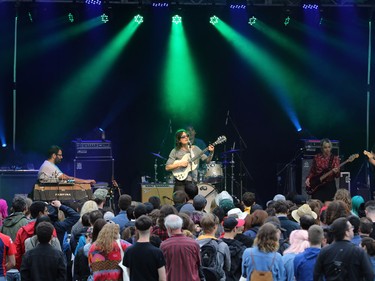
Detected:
left=0, top=170, right=37, bottom=207
left=74, top=159, right=114, bottom=184
left=141, top=184, right=174, bottom=205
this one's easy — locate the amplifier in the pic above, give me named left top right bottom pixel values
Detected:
left=73, top=140, right=112, bottom=158
left=33, top=183, right=92, bottom=201
left=141, top=184, right=174, bottom=205
left=301, top=139, right=339, bottom=157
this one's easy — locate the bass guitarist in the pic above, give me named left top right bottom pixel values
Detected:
left=305, top=138, right=340, bottom=202
left=166, top=129, right=214, bottom=193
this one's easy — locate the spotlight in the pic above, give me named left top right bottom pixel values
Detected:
left=101, top=13, right=109, bottom=23
left=301, top=0, right=320, bottom=10
left=172, top=15, right=182, bottom=24
left=28, top=11, right=33, bottom=23
left=248, top=16, right=257, bottom=26
left=284, top=16, right=290, bottom=26
left=210, top=16, right=219, bottom=25
left=229, top=4, right=246, bottom=9
left=152, top=2, right=169, bottom=7
left=68, top=12, right=74, bottom=23
left=134, top=14, right=143, bottom=24
left=1, top=144, right=6, bottom=148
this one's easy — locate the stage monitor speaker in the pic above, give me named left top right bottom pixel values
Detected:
left=141, top=184, right=174, bottom=205
left=74, top=159, right=114, bottom=184
left=0, top=170, right=37, bottom=208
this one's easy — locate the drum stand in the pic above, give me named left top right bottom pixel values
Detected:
left=154, top=158, right=159, bottom=183
left=230, top=153, right=235, bottom=196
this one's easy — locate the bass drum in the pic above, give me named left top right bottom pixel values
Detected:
left=204, top=161, right=223, bottom=184
left=198, top=183, right=217, bottom=213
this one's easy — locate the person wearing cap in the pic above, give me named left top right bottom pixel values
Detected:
left=222, top=217, right=246, bottom=281
left=92, top=188, right=108, bottom=213
left=165, top=129, right=214, bottom=193
left=291, top=204, right=318, bottom=224
left=124, top=215, right=166, bottom=281
left=241, top=223, right=286, bottom=280
left=38, top=145, right=96, bottom=184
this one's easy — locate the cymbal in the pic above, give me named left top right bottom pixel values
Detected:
left=221, top=149, right=241, bottom=154
left=151, top=152, right=167, bottom=160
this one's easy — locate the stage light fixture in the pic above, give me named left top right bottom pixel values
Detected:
left=101, top=13, right=109, bottom=23
left=28, top=11, right=33, bottom=22
left=248, top=16, right=256, bottom=26
left=86, top=0, right=102, bottom=5
left=284, top=16, right=290, bottom=26
left=1, top=144, right=6, bottom=148
left=210, top=16, right=219, bottom=25
left=68, top=13, right=74, bottom=23
left=134, top=14, right=143, bottom=24
left=229, top=4, right=246, bottom=9
left=172, top=15, right=182, bottom=24
left=152, top=2, right=169, bottom=7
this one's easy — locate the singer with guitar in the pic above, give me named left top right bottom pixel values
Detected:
left=305, top=139, right=340, bottom=202
left=166, top=129, right=215, bottom=193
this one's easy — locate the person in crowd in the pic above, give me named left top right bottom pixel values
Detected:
left=334, top=189, right=353, bottom=215
left=282, top=229, right=310, bottom=281
left=152, top=205, right=178, bottom=241
left=221, top=217, right=246, bottom=281
left=92, top=189, right=108, bottom=214
left=1, top=196, right=28, bottom=241
left=365, top=200, right=375, bottom=239
left=70, top=200, right=99, bottom=253
left=38, top=145, right=95, bottom=184
left=88, top=222, right=131, bottom=281
left=24, top=215, right=61, bottom=252
left=160, top=214, right=202, bottom=281
left=74, top=219, right=106, bottom=281
left=165, top=129, right=214, bottom=193
left=305, top=138, right=340, bottom=202
left=241, top=223, right=286, bottom=280
left=359, top=217, right=373, bottom=239
left=0, top=200, right=8, bottom=227
left=111, top=194, right=132, bottom=234
left=124, top=215, right=166, bottom=281
left=348, top=215, right=361, bottom=246
left=294, top=225, right=324, bottom=281
left=179, top=184, right=199, bottom=214
left=172, top=191, right=187, bottom=212
left=148, top=196, right=161, bottom=210
left=299, top=215, right=317, bottom=231
left=314, top=217, right=374, bottom=281
left=196, top=213, right=231, bottom=281
left=0, top=229, right=16, bottom=280
left=351, top=195, right=365, bottom=217
left=274, top=200, right=300, bottom=239
left=243, top=210, right=268, bottom=239
left=361, top=237, right=375, bottom=274
left=325, top=200, right=350, bottom=226
left=15, top=201, right=56, bottom=269
left=242, top=192, right=256, bottom=214
left=20, top=222, right=66, bottom=281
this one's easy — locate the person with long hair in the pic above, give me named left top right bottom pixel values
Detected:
left=88, top=223, right=131, bottom=281
left=165, top=129, right=214, bottom=193
left=241, top=223, right=286, bottom=280
left=305, top=138, right=340, bottom=202
left=243, top=210, right=268, bottom=239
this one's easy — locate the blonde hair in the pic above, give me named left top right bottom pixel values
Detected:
left=254, top=223, right=279, bottom=253
left=95, top=223, right=120, bottom=254
left=334, top=189, right=352, bottom=211
left=80, top=200, right=99, bottom=218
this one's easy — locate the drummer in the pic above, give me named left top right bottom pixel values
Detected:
left=166, top=129, right=214, bottom=193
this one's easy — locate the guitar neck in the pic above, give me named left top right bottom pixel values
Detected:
left=190, top=147, right=209, bottom=163
left=320, top=159, right=349, bottom=181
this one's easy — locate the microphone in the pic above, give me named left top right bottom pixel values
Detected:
left=188, top=141, right=192, bottom=148
left=225, top=110, right=229, bottom=126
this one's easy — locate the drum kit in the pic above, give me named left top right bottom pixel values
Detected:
left=149, top=148, right=241, bottom=210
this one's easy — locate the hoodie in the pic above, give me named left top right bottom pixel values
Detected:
left=196, top=235, right=231, bottom=281
left=293, top=247, right=321, bottom=281
left=1, top=212, right=28, bottom=241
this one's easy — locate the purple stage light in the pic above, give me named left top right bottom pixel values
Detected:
left=152, top=2, right=169, bottom=7
left=229, top=4, right=246, bottom=9
left=85, top=0, right=102, bottom=5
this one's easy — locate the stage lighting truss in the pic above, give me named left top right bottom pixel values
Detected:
left=209, top=15, right=219, bottom=25
left=101, top=13, right=109, bottom=23
left=86, top=0, right=102, bottom=5
left=172, top=15, right=182, bottom=24
left=229, top=4, right=246, bottom=9
left=134, top=14, right=144, bottom=24
left=248, top=16, right=256, bottom=26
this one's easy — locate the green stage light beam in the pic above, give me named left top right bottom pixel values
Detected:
left=162, top=19, right=204, bottom=121
left=32, top=19, right=141, bottom=139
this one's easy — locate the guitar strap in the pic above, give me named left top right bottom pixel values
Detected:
left=327, top=154, right=334, bottom=171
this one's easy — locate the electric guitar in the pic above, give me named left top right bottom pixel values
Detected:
left=172, top=135, right=227, bottom=181
left=306, top=153, right=359, bottom=195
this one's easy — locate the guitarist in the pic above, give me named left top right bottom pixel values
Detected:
left=305, top=138, right=340, bottom=202
left=165, top=129, right=214, bottom=193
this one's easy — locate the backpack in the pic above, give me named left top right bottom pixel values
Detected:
left=200, top=239, right=223, bottom=281
left=249, top=251, right=276, bottom=281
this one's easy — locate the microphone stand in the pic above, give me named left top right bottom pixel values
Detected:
left=153, top=119, right=172, bottom=183
left=226, top=112, right=253, bottom=199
